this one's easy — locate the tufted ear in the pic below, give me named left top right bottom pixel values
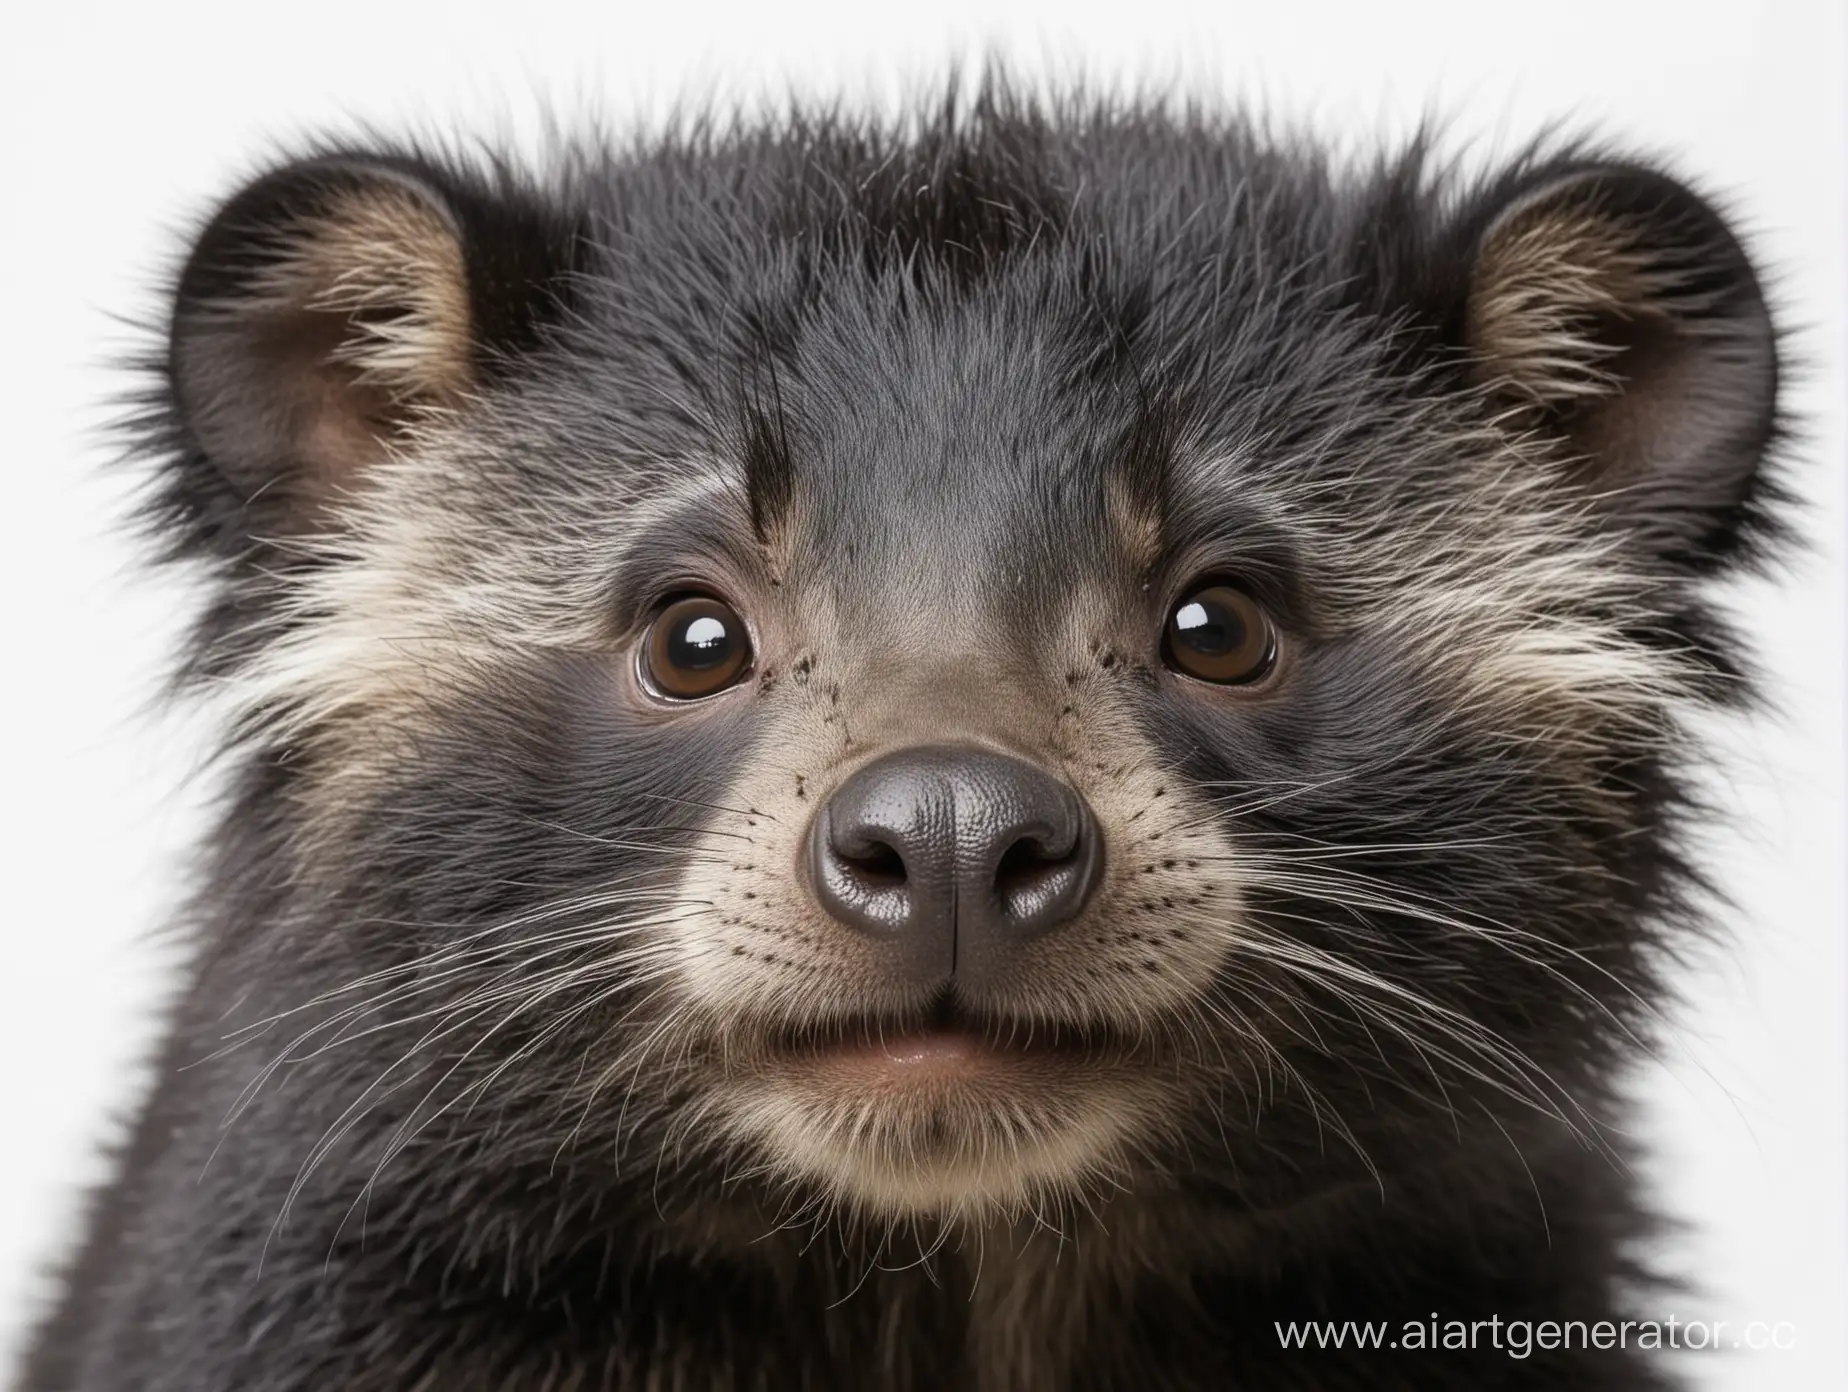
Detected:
left=1459, top=162, right=1779, bottom=571
left=165, top=153, right=574, bottom=545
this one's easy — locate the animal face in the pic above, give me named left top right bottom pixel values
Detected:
left=154, top=97, right=1778, bottom=1236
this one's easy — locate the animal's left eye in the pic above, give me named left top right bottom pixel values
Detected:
left=1162, top=582, right=1277, bottom=685
left=642, top=595, right=753, bottom=699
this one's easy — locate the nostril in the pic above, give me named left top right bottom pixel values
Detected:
left=840, top=839, right=907, bottom=887
left=810, top=812, right=920, bottom=941
left=993, top=831, right=1085, bottom=911
left=995, top=835, right=1069, bottom=883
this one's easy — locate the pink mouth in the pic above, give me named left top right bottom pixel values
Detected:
left=768, top=1011, right=1106, bottom=1088
left=866, top=1029, right=989, bottom=1067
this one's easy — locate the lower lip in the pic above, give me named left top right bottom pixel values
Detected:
left=861, top=1028, right=990, bottom=1067
left=784, top=1023, right=1076, bottom=1084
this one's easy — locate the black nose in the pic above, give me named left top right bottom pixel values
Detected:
left=807, top=745, right=1103, bottom=981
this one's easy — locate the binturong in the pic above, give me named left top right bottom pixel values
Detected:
left=20, top=76, right=1786, bottom=1391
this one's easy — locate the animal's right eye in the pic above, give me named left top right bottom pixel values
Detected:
left=642, top=595, right=753, bottom=700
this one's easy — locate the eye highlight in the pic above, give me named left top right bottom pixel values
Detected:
left=1163, top=582, right=1277, bottom=685
left=643, top=595, right=753, bottom=700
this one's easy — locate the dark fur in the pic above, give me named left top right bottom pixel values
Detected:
left=21, top=79, right=1784, bottom=1390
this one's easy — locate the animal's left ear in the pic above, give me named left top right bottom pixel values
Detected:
left=1457, top=161, right=1779, bottom=571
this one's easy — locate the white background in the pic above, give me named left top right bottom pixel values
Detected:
left=2, top=2, right=1842, bottom=1385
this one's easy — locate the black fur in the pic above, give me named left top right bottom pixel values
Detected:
left=20, top=79, right=1784, bottom=1391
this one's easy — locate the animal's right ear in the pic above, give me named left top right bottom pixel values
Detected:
left=163, top=154, right=575, bottom=549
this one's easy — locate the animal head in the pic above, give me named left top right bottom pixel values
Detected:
left=149, top=90, right=1780, bottom=1236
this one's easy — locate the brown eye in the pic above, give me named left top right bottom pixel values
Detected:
left=1163, top=582, right=1277, bottom=685
left=643, top=595, right=752, bottom=700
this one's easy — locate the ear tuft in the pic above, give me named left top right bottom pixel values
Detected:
left=1462, top=163, right=1779, bottom=569
left=1471, top=181, right=1708, bottom=405
left=259, top=176, right=473, bottom=401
